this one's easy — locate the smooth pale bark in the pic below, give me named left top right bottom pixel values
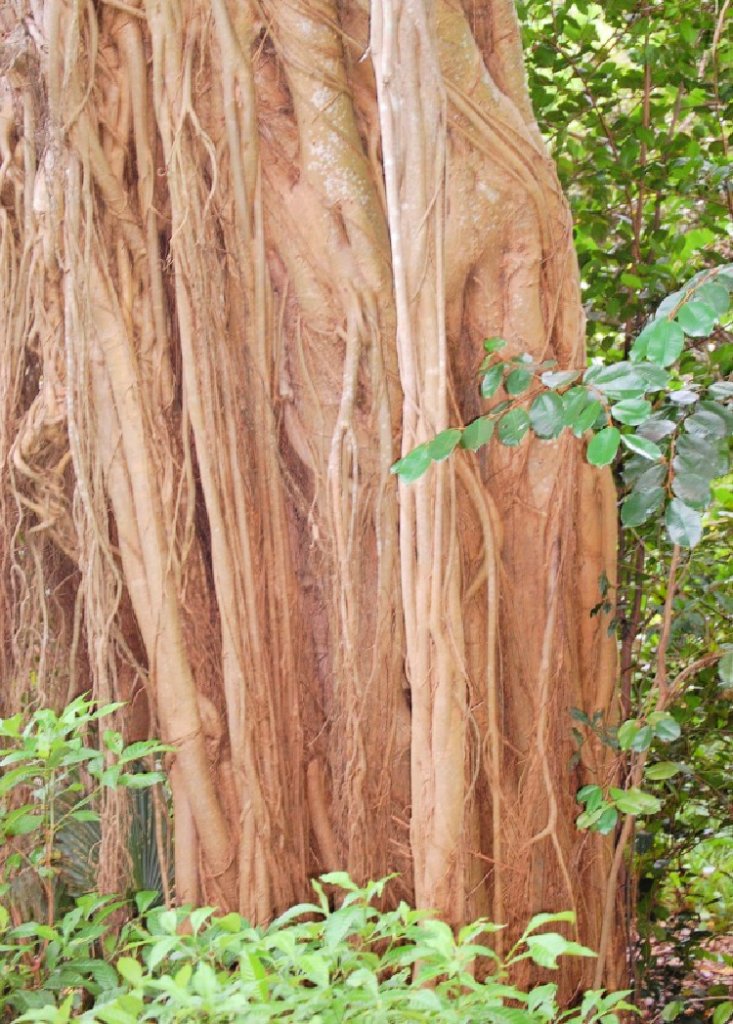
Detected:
left=0, top=0, right=623, bottom=996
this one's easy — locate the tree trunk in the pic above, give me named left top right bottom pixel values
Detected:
left=0, top=0, right=624, bottom=996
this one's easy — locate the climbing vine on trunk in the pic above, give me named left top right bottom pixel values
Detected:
left=1, top=0, right=622, bottom=997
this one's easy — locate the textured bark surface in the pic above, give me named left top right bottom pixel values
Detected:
left=1, top=0, right=623, bottom=996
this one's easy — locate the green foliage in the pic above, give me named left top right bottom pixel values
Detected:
left=392, top=267, right=733, bottom=549
left=3, top=876, right=635, bottom=1024
left=0, top=706, right=636, bottom=1023
left=0, top=698, right=170, bottom=964
left=517, top=0, right=731, bottom=356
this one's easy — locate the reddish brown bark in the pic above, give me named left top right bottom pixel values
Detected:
left=0, top=0, right=623, bottom=995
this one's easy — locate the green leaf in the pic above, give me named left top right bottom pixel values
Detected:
left=676, top=299, right=718, bottom=337
left=620, top=434, right=662, bottom=461
left=649, top=712, right=681, bottom=742
left=587, top=427, right=620, bottom=467
left=697, top=281, right=730, bottom=317
left=572, top=400, right=604, bottom=436
left=483, top=337, right=507, bottom=354
left=612, top=788, right=661, bottom=816
left=635, top=364, right=670, bottom=391
left=621, top=486, right=665, bottom=528
left=712, top=1000, right=733, bottom=1024
left=481, top=364, right=504, bottom=399
left=709, top=381, right=733, bottom=401
left=719, top=651, right=733, bottom=689
left=617, top=720, right=640, bottom=751
left=646, top=762, right=682, bottom=781
left=577, top=785, right=603, bottom=812
left=562, top=386, right=591, bottom=426
left=610, top=399, right=652, bottom=426
left=632, top=319, right=684, bottom=367
left=665, top=498, right=702, bottom=548
left=427, top=428, right=462, bottom=462
left=661, top=1000, right=685, bottom=1022
left=585, top=362, right=647, bottom=400
left=525, top=932, right=595, bottom=969
left=638, top=418, right=676, bottom=442
left=669, top=388, right=698, bottom=406
left=685, top=401, right=733, bottom=440
left=391, top=444, right=431, bottom=482
left=541, top=370, right=580, bottom=388
left=529, top=392, right=565, bottom=438
left=671, top=467, right=711, bottom=508
left=505, top=368, right=533, bottom=395
left=497, top=409, right=530, bottom=446
left=461, top=416, right=494, bottom=451
left=596, top=806, right=619, bottom=835
left=117, top=957, right=143, bottom=986
left=675, top=433, right=727, bottom=480
left=630, top=726, right=653, bottom=752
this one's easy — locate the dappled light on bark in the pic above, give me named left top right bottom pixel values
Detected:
left=1, top=0, right=622, bottom=996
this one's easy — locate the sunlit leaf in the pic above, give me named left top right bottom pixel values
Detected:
left=497, top=409, right=530, bottom=446
left=664, top=498, right=702, bottom=547
left=529, top=392, right=565, bottom=438
left=461, top=416, right=494, bottom=451
left=587, top=427, right=620, bottom=466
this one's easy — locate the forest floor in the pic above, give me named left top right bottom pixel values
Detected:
left=639, top=934, right=733, bottom=1022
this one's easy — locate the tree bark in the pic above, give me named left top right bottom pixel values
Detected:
left=0, top=0, right=624, bottom=996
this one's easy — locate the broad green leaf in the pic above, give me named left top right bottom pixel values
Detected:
left=709, top=381, right=733, bottom=400
left=481, top=364, right=504, bottom=399
left=461, top=416, right=494, bottom=451
left=676, top=299, right=718, bottom=337
left=712, top=1000, right=733, bottom=1024
left=391, top=444, right=431, bottom=482
left=572, top=399, right=603, bottom=436
left=585, top=362, right=647, bottom=400
left=610, top=399, right=651, bottom=426
left=635, top=364, right=670, bottom=391
left=497, top=409, right=530, bottom=446
left=597, top=806, right=619, bottom=835
left=483, top=337, right=507, bottom=354
left=522, top=910, right=576, bottom=934
left=675, top=433, right=728, bottom=480
left=617, top=720, right=640, bottom=751
left=562, top=386, right=591, bottom=425
left=611, top=787, right=661, bottom=816
left=621, top=483, right=665, bottom=530
left=529, top=392, right=565, bottom=438
left=638, top=418, right=676, bottom=442
left=632, top=319, right=684, bottom=367
left=427, top=428, right=462, bottom=462
left=671, top=467, right=711, bottom=508
left=117, top=957, right=143, bottom=986
left=577, top=806, right=604, bottom=830
left=505, top=368, right=533, bottom=395
left=577, top=784, right=603, bottom=812
left=668, top=388, right=698, bottom=405
left=661, top=1000, right=685, bottom=1022
left=649, top=712, right=681, bottom=742
left=645, top=762, right=682, bottom=781
left=696, top=281, right=730, bottom=317
left=525, top=932, right=595, bottom=969
left=587, top=427, right=620, bottom=467
left=541, top=369, right=580, bottom=388
left=665, top=498, right=702, bottom=548
left=485, top=1009, right=538, bottom=1024
left=685, top=401, right=733, bottom=440
left=719, top=651, right=733, bottom=689
left=630, top=725, right=653, bottom=752
left=620, top=434, right=662, bottom=461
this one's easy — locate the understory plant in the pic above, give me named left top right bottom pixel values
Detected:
left=0, top=704, right=635, bottom=1023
